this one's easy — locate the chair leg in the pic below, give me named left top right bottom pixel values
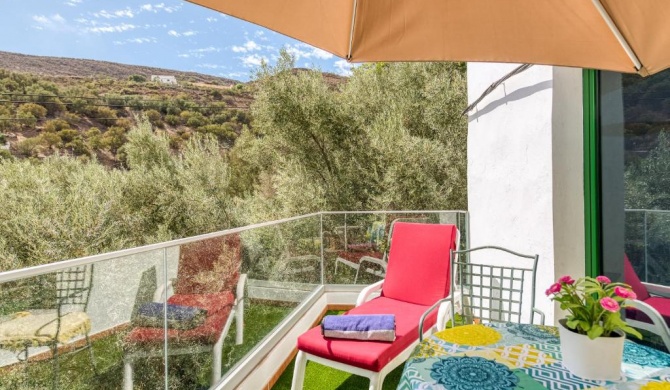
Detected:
left=211, top=333, right=224, bottom=384
left=236, top=303, right=244, bottom=345
left=123, top=359, right=134, bottom=390
left=51, top=344, right=59, bottom=390
left=290, top=351, right=307, bottom=390
left=85, top=333, right=98, bottom=376
left=368, top=372, right=382, bottom=390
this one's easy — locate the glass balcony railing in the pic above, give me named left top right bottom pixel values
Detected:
left=625, top=209, right=670, bottom=284
left=0, top=210, right=468, bottom=389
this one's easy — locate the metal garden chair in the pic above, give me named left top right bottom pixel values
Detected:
left=0, top=264, right=97, bottom=389
left=419, top=246, right=544, bottom=340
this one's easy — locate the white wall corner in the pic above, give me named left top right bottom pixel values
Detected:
left=467, top=63, right=585, bottom=325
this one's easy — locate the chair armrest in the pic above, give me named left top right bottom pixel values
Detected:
left=418, top=291, right=463, bottom=342
left=643, top=282, right=670, bottom=298
left=626, top=298, right=670, bottom=351
left=418, top=297, right=452, bottom=342
left=532, top=308, right=546, bottom=325
left=153, top=279, right=175, bottom=302
left=359, top=256, right=387, bottom=272
left=355, top=280, right=384, bottom=307
left=236, top=273, right=247, bottom=304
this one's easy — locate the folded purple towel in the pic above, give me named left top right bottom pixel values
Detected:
left=321, top=314, right=396, bottom=342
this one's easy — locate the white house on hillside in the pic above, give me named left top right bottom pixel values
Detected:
left=150, top=75, right=178, bottom=85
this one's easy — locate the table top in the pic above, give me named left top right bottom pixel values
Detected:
left=399, top=322, right=670, bottom=390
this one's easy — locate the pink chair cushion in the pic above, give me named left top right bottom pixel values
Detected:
left=627, top=296, right=670, bottom=328
left=125, top=291, right=235, bottom=346
left=624, top=255, right=651, bottom=301
left=381, top=223, right=457, bottom=306
left=297, top=297, right=438, bottom=372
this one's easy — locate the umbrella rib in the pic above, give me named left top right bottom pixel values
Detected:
left=591, top=0, right=643, bottom=73
left=347, top=0, right=358, bottom=60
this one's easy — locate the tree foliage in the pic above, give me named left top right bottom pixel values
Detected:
left=0, top=117, right=236, bottom=270
left=235, top=52, right=467, bottom=222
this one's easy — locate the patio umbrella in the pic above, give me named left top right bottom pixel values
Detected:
left=188, top=0, right=670, bottom=76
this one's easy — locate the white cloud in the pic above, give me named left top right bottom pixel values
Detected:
left=333, top=60, right=354, bottom=76
left=232, top=40, right=261, bottom=53
left=93, top=8, right=134, bottom=19
left=32, top=14, right=72, bottom=32
left=140, top=3, right=181, bottom=13
left=197, top=63, right=226, bottom=70
left=241, top=54, right=268, bottom=68
left=113, top=37, right=157, bottom=45
left=87, top=23, right=137, bottom=33
left=65, top=0, right=82, bottom=7
left=168, top=30, right=197, bottom=38
left=178, top=46, right=220, bottom=59
left=285, top=43, right=333, bottom=61
left=206, top=17, right=217, bottom=23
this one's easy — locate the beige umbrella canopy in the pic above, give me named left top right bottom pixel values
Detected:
left=189, top=0, right=670, bottom=76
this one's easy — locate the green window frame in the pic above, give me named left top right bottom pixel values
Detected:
left=583, top=69, right=601, bottom=277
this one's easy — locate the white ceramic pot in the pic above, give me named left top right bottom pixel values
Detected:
left=558, top=319, right=625, bottom=381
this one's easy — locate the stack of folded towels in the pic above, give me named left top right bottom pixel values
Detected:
left=321, top=314, right=395, bottom=342
left=133, top=302, right=207, bottom=330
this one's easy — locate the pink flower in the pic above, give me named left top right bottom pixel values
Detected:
left=545, top=283, right=562, bottom=296
left=596, top=275, right=611, bottom=284
left=558, top=275, right=575, bottom=285
left=600, top=297, right=620, bottom=312
left=614, top=286, right=637, bottom=300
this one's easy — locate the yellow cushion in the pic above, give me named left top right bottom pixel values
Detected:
left=0, top=311, right=91, bottom=350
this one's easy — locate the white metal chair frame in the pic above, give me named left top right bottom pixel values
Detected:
left=122, top=274, right=246, bottom=390
left=625, top=282, right=670, bottom=351
left=419, top=246, right=545, bottom=341
left=291, top=227, right=460, bottom=390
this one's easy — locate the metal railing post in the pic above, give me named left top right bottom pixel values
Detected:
left=320, top=213, right=324, bottom=285
left=644, top=210, right=648, bottom=282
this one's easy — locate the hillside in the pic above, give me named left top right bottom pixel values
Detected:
left=0, top=51, right=238, bottom=85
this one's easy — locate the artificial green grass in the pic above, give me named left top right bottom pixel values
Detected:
left=272, top=359, right=404, bottom=390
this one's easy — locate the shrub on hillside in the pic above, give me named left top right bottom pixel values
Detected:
left=41, top=132, right=62, bottom=148
left=62, top=112, right=81, bottom=126
left=15, top=137, right=45, bottom=157
left=165, top=114, right=181, bottom=127
left=128, top=74, right=147, bottom=83
left=17, top=103, right=47, bottom=120
left=95, top=107, right=118, bottom=126
left=197, top=124, right=237, bottom=145
left=100, top=126, right=127, bottom=152
left=57, top=129, right=79, bottom=143
left=43, top=119, right=71, bottom=133
left=145, top=109, right=163, bottom=127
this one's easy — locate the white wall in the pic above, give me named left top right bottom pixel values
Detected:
left=467, top=63, right=585, bottom=324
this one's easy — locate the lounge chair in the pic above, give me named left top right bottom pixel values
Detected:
left=122, top=235, right=245, bottom=390
left=624, top=255, right=670, bottom=350
left=292, top=222, right=459, bottom=390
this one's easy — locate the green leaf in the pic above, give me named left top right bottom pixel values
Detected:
left=579, top=321, right=591, bottom=332
left=566, top=319, right=580, bottom=329
left=587, top=325, right=604, bottom=340
left=622, top=326, right=643, bottom=340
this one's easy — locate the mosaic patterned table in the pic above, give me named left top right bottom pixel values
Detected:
left=398, top=323, right=670, bottom=390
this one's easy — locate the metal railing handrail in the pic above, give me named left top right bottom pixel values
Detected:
left=0, top=212, right=319, bottom=284
left=0, top=210, right=468, bottom=284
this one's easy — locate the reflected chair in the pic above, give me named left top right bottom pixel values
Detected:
left=334, top=220, right=385, bottom=282
left=123, top=235, right=246, bottom=390
left=420, top=246, right=544, bottom=340
left=623, top=255, right=670, bottom=351
left=292, top=222, right=460, bottom=390
left=0, top=265, right=96, bottom=389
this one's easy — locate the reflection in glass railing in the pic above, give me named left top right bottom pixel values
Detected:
left=625, top=209, right=670, bottom=284
left=0, top=210, right=467, bottom=389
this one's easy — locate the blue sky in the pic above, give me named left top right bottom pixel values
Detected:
left=0, top=0, right=355, bottom=81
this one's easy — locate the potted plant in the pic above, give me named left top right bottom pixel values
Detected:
left=546, top=275, right=642, bottom=380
